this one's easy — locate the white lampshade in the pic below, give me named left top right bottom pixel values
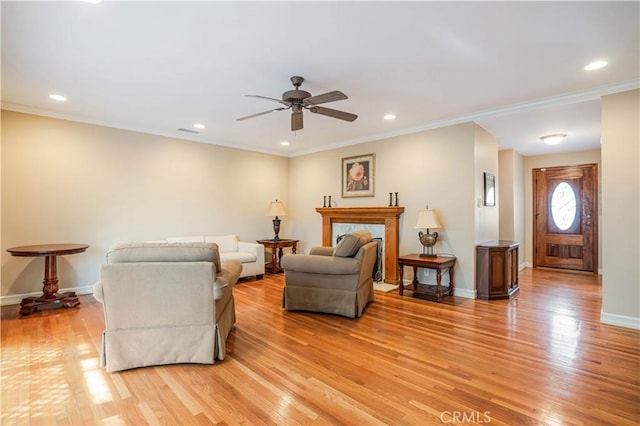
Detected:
left=267, top=200, right=288, bottom=217
left=414, top=209, right=442, bottom=230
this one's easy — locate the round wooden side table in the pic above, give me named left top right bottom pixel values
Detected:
left=7, top=243, right=89, bottom=316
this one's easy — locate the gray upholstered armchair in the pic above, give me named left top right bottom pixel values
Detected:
left=281, top=231, right=377, bottom=318
left=93, top=242, right=242, bottom=372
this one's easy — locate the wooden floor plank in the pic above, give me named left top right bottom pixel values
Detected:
left=1, top=268, right=638, bottom=425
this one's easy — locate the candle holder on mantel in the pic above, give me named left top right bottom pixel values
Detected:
left=389, top=192, right=400, bottom=206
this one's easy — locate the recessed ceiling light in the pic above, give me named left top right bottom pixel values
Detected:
left=383, top=114, right=396, bottom=120
left=280, top=141, right=290, bottom=146
left=84, top=0, right=104, bottom=4
left=49, top=94, right=67, bottom=102
left=540, top=134, right=567, bottom=145
left=193, top=123, right=205, bottom=129
left=584, top=60, right=608, bottom=71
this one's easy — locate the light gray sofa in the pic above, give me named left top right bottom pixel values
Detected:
left=167, top=235, right=264, bottom=279
left=281, top=231, right=377, bottom=318
left=93, top=242, right=242, bottom=373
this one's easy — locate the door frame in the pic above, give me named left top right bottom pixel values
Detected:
left=532, top=163, right=598, bottom=274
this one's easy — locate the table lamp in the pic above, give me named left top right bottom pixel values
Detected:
left=267, top=199, right=287, bottom=240
left=414, top=207, right=442, bottom=258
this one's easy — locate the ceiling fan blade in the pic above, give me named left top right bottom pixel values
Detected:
left=309, top=106, right=358, bottom=122
left=291, top=111, right=303, bottom=131
left=236, top=108, right=286, bottom=121
left=245, top=95, right=290, bottom=106
left=304, top=90, right=348, bottom=106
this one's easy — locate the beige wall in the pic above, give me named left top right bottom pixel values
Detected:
left=1, top=110, right=289, bottom=300
left=601, top=89, right=639, bottom=326
left=498, top=149, right=526, bottom=264
left=523, top=149, right=602, bottom=269
left=289, top=122, right=498, bottom=298
left=474, top=124, right=499, bottom=244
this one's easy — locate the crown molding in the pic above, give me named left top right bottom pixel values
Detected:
left=288, top=79, right=640, bottom=157
left=4, top=79, right=638, bottom=159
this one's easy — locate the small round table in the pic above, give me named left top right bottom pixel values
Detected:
left=7, top=243, right=89, bottom=316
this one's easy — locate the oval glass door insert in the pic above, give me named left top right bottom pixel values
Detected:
left=551, top=182, right=577, bottom=231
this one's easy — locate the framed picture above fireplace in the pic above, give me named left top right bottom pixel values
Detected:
left=342, top=153, right=375, bottom=198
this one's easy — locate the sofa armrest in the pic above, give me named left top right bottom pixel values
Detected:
left=93, top=281, right=105, bottom=303
left=309, top=246, right=334, bottom=256
left=238, top=241, right=265, bottom=263
left=281, top=254, right=361, bottom=275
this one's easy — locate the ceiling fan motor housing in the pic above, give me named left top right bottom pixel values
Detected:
left=282, top=89, right=311, bottom=103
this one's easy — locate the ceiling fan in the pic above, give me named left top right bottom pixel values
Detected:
left=236, top=76, right=357, bottom=131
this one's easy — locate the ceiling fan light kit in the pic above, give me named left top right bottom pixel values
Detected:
left=237, top=76, right=358, bottom=131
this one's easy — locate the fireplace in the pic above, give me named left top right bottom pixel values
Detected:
left=316, top=206, right=404, bottom=284
left=334, top=224, right=384, bottom=282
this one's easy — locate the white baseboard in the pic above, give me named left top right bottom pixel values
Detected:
left=521, top=262, right=532, bottom=270
left=1, top=285, right=95, bottom=307
left=453, top=287, right=476, bottom=299
left=600, top=311, right=640, bottom=330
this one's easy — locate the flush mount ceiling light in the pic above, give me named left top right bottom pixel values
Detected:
left=584, top=60, right=608, bottom=71
left=383, top=114, right=396, bottom=120
left=49, top=94, right=67, bottom=102
left=193, top=123, right=205, bottom=129
left=540, top=134, right=567, bottom=145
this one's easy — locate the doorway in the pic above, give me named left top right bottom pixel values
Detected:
left=533, top=164, right=598, bottom=273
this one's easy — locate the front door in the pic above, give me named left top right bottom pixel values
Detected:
left=533, top=164, right=598, bottom=273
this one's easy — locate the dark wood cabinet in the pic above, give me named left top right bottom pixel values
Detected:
left=476, top=240, right=519, bottom=300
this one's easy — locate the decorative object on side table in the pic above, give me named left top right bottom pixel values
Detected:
left=414, top=207, right=442, bottom=258
left=342, top=153, right=375, bottom=198
left=267, top=199, right=287, bottom=240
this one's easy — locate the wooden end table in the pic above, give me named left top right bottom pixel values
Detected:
left=7, top=243, right=89, bottom=316
left=397, top=254, right=456, bottom=302
left=256, top=239, right=298, bottom=273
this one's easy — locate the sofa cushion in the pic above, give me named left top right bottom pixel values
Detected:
left=107, top=242, right=222, bottom=272
left=221, top=251, right=257, bottom=264
left=205, top=235, right=239, bottom=253
left=166, top=236, right=205, bottom=243
left=333, top=231, right=372, bottom=257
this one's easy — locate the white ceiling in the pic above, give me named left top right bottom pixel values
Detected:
left=2, top=1, right=638, bottom=157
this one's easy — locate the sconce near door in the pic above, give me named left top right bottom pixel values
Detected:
left=414, top=207, right=442, bottom=258
left=267, top=199, right=288, bottom=240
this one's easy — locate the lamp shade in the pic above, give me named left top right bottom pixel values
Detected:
left=414, top=209, right=442, bottom=230
left=267, top=200, right=287, bottom=217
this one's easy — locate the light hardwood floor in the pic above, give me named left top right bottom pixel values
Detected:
left=1, top=268, right=638, bottom=425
